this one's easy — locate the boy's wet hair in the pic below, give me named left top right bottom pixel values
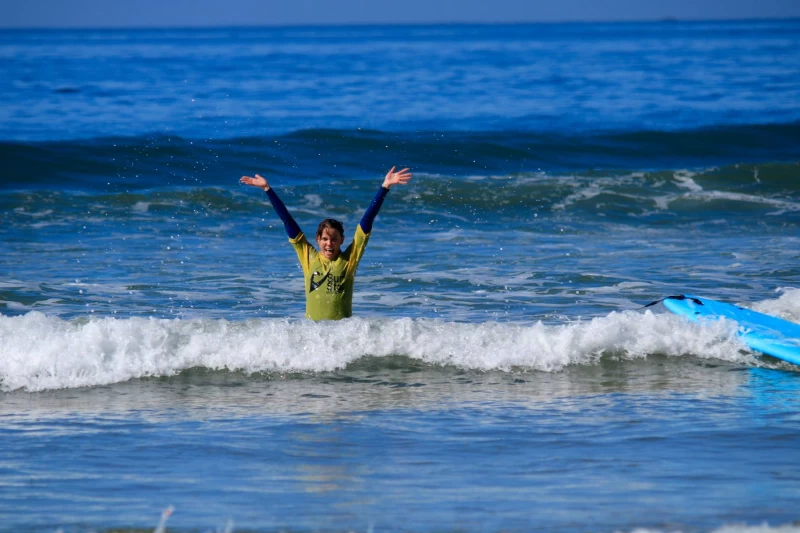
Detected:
left=316, top=218, right=344, bottom=239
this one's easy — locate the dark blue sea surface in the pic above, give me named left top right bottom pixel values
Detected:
left=2, top=21, right=800, bottom=140
left=1, top=20, right=800, bottom=533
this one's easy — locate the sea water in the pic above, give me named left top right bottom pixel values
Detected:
left=1, top=21, right=800, bottom=533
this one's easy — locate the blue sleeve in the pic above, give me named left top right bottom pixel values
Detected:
left=360, top=186, right=390, bottom=234
left=265, top=188, right=302, bottom=240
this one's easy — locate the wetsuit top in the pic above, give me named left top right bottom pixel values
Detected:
left=265, top=186, right=389, bottom=321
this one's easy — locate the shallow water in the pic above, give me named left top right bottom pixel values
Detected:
left=2, top=359, right=799, bottom=532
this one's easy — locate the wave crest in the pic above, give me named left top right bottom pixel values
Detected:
left=0, top=310, right=753, bottom=392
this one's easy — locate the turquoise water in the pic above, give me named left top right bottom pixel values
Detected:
left=1, top=21, right=800, bottom=532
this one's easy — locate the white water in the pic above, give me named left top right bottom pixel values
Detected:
left=3, top=291, right=798, bottom=393
left=0, top=311, right=744, bottom=393
left=625, top=524, right=800, bottom=533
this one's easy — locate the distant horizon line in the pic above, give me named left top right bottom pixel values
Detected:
left=2, top=15, right=799, bottom=31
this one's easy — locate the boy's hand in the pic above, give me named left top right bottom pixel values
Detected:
left=382, top=167, right=412, bottom=189
left=240, top=174, right=269, bottom=191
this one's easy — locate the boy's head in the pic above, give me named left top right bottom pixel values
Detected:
left=316, top=219, right=344, bottom=260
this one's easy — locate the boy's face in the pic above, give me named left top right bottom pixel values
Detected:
left=317, top=228, right=344, bottom=260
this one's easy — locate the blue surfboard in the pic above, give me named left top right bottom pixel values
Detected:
left=661, top=295, right=800, bottom=366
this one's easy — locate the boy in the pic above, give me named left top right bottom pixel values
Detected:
left=240, top=167, right=412, bottom=320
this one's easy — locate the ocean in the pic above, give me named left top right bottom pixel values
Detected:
left=1, top=20, right=799, bottom=533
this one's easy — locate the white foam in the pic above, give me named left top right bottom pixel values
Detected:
left=552, top=181, right=606, bottom=210
left=621, top=522, right=800, bottom=533
left=13, top=207, right=54, bottom=218
left=0, top=309, right=753, bottom=392
left=646, top=170, right=800, bottom=214
left=711, top=524, right=800, bottom=533
left=687, top=190, right=800, bottom=214
left=750, top=288, right=800, bottom=323
left=303, top=194, right=323, bottom=208
left=672, top=170, right=703, bottom=192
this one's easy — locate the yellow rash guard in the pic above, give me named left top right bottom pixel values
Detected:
left=289, top=225, right=370, bottom=320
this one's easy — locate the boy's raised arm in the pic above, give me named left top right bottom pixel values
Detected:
left=240, top=173, right=302, bottom=239
left=360, top=167, right=412, bottom=234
